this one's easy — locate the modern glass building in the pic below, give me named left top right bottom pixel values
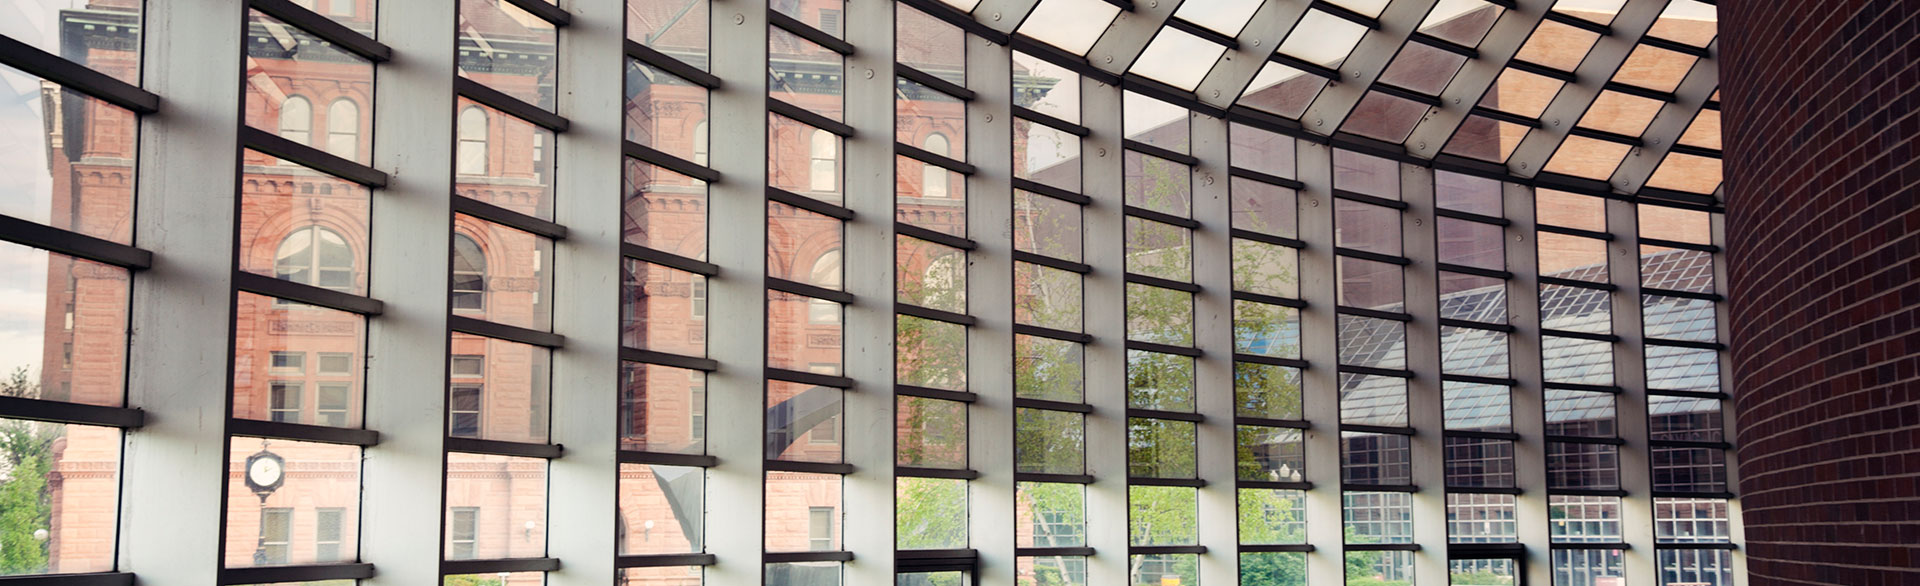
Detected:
left=0, top=0, right=1908, bottom=585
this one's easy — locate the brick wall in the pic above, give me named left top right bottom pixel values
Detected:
left=1719, top=1, right=1920, bottom=585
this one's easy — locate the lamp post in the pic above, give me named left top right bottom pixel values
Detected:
left=243, top=443, right=286, bottom=565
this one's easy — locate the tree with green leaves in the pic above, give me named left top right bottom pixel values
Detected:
left=0, top=367, right=58, bottom=575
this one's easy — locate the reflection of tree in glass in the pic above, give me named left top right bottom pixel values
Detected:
left=0, top=368, right=56, bottom=575
left=896, top=477, right=967, bottom=550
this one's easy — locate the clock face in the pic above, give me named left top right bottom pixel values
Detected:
left=248, top=456, right=283, bottom=487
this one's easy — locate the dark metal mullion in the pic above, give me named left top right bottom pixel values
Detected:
left=897, top=466, right=980, bottom=480
left=452, top=193, right=570, bottom=240
left=764, top=551, right=856, bottom=563
left=1013, top=398, right=1092, bottom=414
left=1331, top=189, right=1411, bottom=210
left=897, top=385, right=978, bottom=403
left=1470, top=107, right=1543, bottom=128
left=1309, top=0, right=1380, bottom=28
left=1122, top=205, right=1201, bottom=230
left=0, top=573, right=137, bottom=585
left=1126, top=408, right=1204, bottom=423
left=1127, top=545, right=1208, bottom=555
left=764, top=459, right=856, bottom=475
left=624, top=140, right=721, bottom=183
left=248, top=0, right=392, bottom=62
left=616, top=553, right=718, bottom=568
left=1371, top=82, right=1443, bottom=107
left=1164, top=17, right=1239, bottom=50
left=765, top=367, right=854, bottom=389
left=1337, top=365, right=1415, bottom=380
left=1643, top=338, right=1727, bottom=351
left=768, top=98, right=856, bottom=137
left=1638, top=35, right=1713, bottom=59
left=1231, top=290, right=1308, bottom=309
left=1444, top=429, right=1521, bottom=441
left=896, top=142, right=977, bottom=175
left=1433, top=207, right=1512, bottom=227
left=619, top=450, right=719, bottom=468
left=1669, top=143, right=1722, bottom=159
left=621, top=243, right=722, bottom=277
left=439, top=558, right=562, bottom=575
left=1011, top=324, right=1094, bottom=344
left=896, top=0, right=1011, bottom=44
left=1341, top=484, right=1421, bottom=495
left=1541, top=328, right=1621, bottom=343
left=1542, top=9, right=1611, bottom=35
left=0, top=395, right=145, bottom=429
left=1227, top=167, right=1307, bottom=191
left=445, top=437, right=565, bottom=459
left=1012, top=177, right=1092, bottom=206
left=1013, top=472, right=1094, bottom=484
left=1234, top=353, right=1309, bottom=369
left=896, top=222, right=976, bottom=251
left=235, top=271, right=384, bottom=315
left=1124, top=340, right=1203, bottom=358
left=895, top=64, right=975, bottom=101
left=218, top=562, right=375, bottom=585
left=1012, top=106, right=1090, bottom=137
left=768, top=10, right=854, bottom=55
left=1440, top=372, right=1518, bottom=386
left=1014, top=251, right=1092, bottom=275
left=1122, top=139, right=1201, bottom=167
left=1542, top=382, right=1624, bottom=394
left=449, top=315, right=567, bottom=348
left=1121, top=74, right=1229, bottom=120
left=229, top=418, right=380, bottom=447
left=1645, top=389, right=1729, bottom=400
left=1123, top=273, right=1202, bottom=293
left=896, top=303, right=977, bottom=326
left=1238, top=479, right=1314, bottom=490
left=1408, top=32, right=1479, bottom=59
left=1015, top=546, right=1096, bottom=557
left=1538, top=276, right=1619, bottom=291
left=1507, top=58, right=1577, bottom=83
left=1229, top=228, right=1307, bottom=250
left=767, top=187, right=857, bottom=221
left=1547, top=435, right=1627, bottom=446
left=1008, top=35, right=1122, bottom=86
left=454, top=77, right=569, bottom=132
left=1435, top=263, right=1514, bottom=280
left=625, top=40, right=722, bottom=89
left=1266, top=52, right=1341, bottom=82
left=240, top=127, right=388, bottom=187
left=0, top=214, right=153, bottom=270
left=1237, top=544, right=1315, bottom=553
left=1603, top=80, right=1679, bottom=104
left=1637, top=237, right=1720, bottom=253
left=0, top=35, right=158, bottom=114
left=1128, top=477, right=1207, bottom=488
left=766, top=276, right=856, bottom=305
left=619, top=347, right=719, bottom=372
left=1649, top=439, right=1733, bottom=450
left=1568, top=125, right=1646, bottom=147
left=1336, top=305, right=1413, bottom=322
left=1342, top=423, right=1415, bottom=436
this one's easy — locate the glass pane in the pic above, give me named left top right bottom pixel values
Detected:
left=1343, top=91, right=1431, bottom=143
left=1128, top=350, right=1194, bottom=412
left=233, top=292, right=365, bottom=427
left=1481, top=68, right=1564, bottom=118
left=1338, top=257, right=1405, bottom=309
left=618, top=362, right=705, bottom=455
left=0, top=2, right=141, bottom=84
left=628, top=0, right=709, bottom=70
left=1444, top=382, right=1512, bottom=432
left=1444, top=437, right=1516, bottom=488
left=1554, top=549, right=1626, bottom=584
left=1640, top=246, right=1714, bottom=292
left=1236, top=362, right=1303, bottom=420
left=769, top=114, right=842, bottom=203
left=897, top=156, right=967, bottom=237
left=1240, top=552, right=1306, bottom=586
left=1441, top=325, right=1509, bottom=377
left=1437, top=218, right=1504, bottom=270
left=898, top=572, right=965, bottom=586
left=618, top=464, right=703, bottom=555
left=1550, top=495, right=1622, bottom=543
left=1126, top=285, right=1193, bottom=346
left=1125, top=152, right=1193, bottom=217
left=772, top=0, right=842, bottom=36
left=1334, top=150, right=1400, bottom=199
left=767, top=380, right=841, bottom=463
left=1016, top=408, right=1084, bottom=475
left=1579, top=91, right=1665, bottom=136
left=768, top=202, right=842, bottom=289
left=0, top=420, right=120, bottom=575
left=1652, top=447, right=1727, bottom=493
left=1447, top=493, right=1517, bottom=543
left=897, top=78, right=966, bottom=161
left=623, top=566, right=704, bottom=585
left=625, top=60, right=708, bottom=164
left=1241, top=63, right=1328, bottom=119
left=1658, top=549, right=1734, bottom=586
left=896, top=6, right=964, bottom=85
left=622, top=260, right=705, bottom=356
left=1020, top=555, right=1088, bottom=585
left=898, top=236, right=967, bottom=313
left=897, top=396, right=966, bottom=469
left=623, top=160, right=709, bottom=260
left=1342, top=433, right=1412, bottom=485
left=455, top=99, right=557, bottom=220
left=0, top=242, right=129, bottom=407
left=1234, top=238, right=1301, bottom=298
left=225, top=440, right=360, bottom=568
left=1017, top=482, right=1086, bottom=547
left=444, top=453, right=547, bottom=560
left=765, top=472, right=840, bottom=552
left=1541, top=283, right=1611, bottom=334
left=1016, top=335, right=1083, bottom=402
left=1547, top=442, right=1620, bottom=490
left=1543, top=336, right=1613, bottom=386
left=1648, top=152, right=1723, bottom=195
left=897, top=316, right=966, bottom=391
left=1017, top=0, right=1121, bottom=55
left=1014, top=190, right=1083, bottom=262
left=241, top=152, right=373, bottom=297
left=1655, top=498, right=1732, bottom=544
left=1537, top=233, right=1609, bottom=281
left=1436, top=172, right=1503, bottom=216
left=458, top=0, right=559, bottom=111
left=1015, top=120, right=1083, bottom=193
left=1336, top=199, right=1403, bottom=255
left=1340, top=373, right=1408, bottom=426
left=1232, top=179, right=1299, bottom=239
left=1015, top=262, right=1082, bottom=332
left=1235, top=300, right=1302, bottom=360
left=1013, top=51, right=1081, bottom=124
left=1441, top=272, right=1508, bottom=323
left=1546, top=389, right=1616, bottom=437
left=1131, top=28, right=1225, bottom=91
left=1124, top=92, right=1190, bottom=154
left=452, top=216, right=553, bottom=331
left=447, top=333, right=551, bottom=443
left=1450, top=558, right=1517, bottom=585
left=1515, top=20, right=1599, bottom=71
left=245, top=10, right=374, bottom=164
left=1543, top=135, right=1633, bottom=179
left=769, top=27, right=843, bottom=121
left=1237, top=426, right=1305, bottom=482
left=767, top=562, right=841, bottom=585
left=766, top=290, right=840, bottom=373
left=0, top=68, right=136, bottom=244
left=1278, top=11, right=1367, bottom=68
left=1176, top=0, right=1264, bottom=36
left=1339, top=316, right=1406, bottom=370
left=1649, top=395, right=1723, bottom=442
left=1239, top=489, right=1306, bottom=544
left=1128, top=486, right=1197, bottom=545
left=1127, top=217, right=1192, bottom=282
left=896, top=477, right=966, bottom=549
left=1422, top=0, right=1504, bottom=46
left=1127, top=418, right=1197, bottom=478
left=1343, top=491, right=1414, bottom=543
left=1131, top=553, right=1198, bottom=586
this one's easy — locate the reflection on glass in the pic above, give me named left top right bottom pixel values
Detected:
left=1338, top=257, right=1405, bottom=309
left=628, top=0, right=709, bottom=69
left=767, top=380, right=841, bottom=463
left=458, top=0, right=559, bottom=111
left=765, top=472, right=840, bottom=552
left=1126, top=285, right=1193, bottom=346
left=447, top=333, right=551, bottom=443
left=1016, top=120, right=1082, bottom=193
left=1239, top=552, right=1305, bottom=586
left=897, top=316, right=965, bottom=391
left=618, top=464, right=703, bottom=555
left=1548, top=442, right=1620, bottom=490
left=0, top=420, right=120, bottom=575
left=1130, top=553, right=1198, bottom=586
left=1126, top=418, right=1196, bottom=478
left=1130, top=28, right=1225, bottom=91
left=1340, top=373, right=1408, bottom=426
left=1017, top=408, right=1084, bottom=475
left=621, top=260, right=706, bottom=356
left=240, top=151, right=372, bottom=297
left=1442, top=382, right=1511, bottom=432
left=245, top=10, right=375, bottom=164
left=1336, top=199, right=1403, bottom=256
left=0, top=242, right=130, bottom=407
left=1017, top=482, right=1086, bottom=547
left=769, top=114, right=842, bottom=203
left=1441, top=325, right=1510, bottom=377
left=1278, top=11, right=1368, bottom=68
left=1437, top=218, right=1505, bottom=270
left=444, top=452, right=548, bottom=560
left=1237, top=427, right=1304, bottom=482
left=1550, top=495, right=1622, bottom=543
left=1126, top=217, right=1192, bottom=282
left=0, top=67, right=138, bottom=244
left=1235, top=300, right=1301, bottom=360
left=1441, top=272, right=1508, bottom=323
left=1014, top=190, right=1083, bottom=261
left=232, top=292, right=365, bottom=427
left=896, top=156, right=967, bottom=237
left=1444, top=437, right=1516, bottom=488
left=1125, top=152, right=1193, bottom=217
left=0, top=2, right=141, bottom=83
left=1016, top=335, right=1084, bottom=402
left=618, top=362, right=705, bottom=455
left=769, top=27, right=844, bottom=121
left=225, top=438, right=360, bottom=568
left=897, top=5, right=964, bottom=85
left=1537, top=233, right=1609, bottom=281
left=897, top=79, right=966, bottom=161
left=897, top=396, right=966, bottom=469
left=1545, top=389, right=1616, bottom=438
left=1013, top=51, right=1081, bottom=124
left=767, top=290, right=840, bottom=373
left=1342, top=433, right=1412, bottom=485
left=1240, top=63, right=1329, bottom=119
left=1339, top=315, right=1406, bottom=370
left=896, top=476, right=966, bottom=549
left=454, top=99, right=557, bottom=220
left=1013, top=262, right=1082, bottom=333
left=1128, top=486, right=1197, bottom=545
left=771, top=0, right=843, bottom=37
left=898, top=236, right=967, bottom=313
left=1017, top=0, right=1121, bottom=56
left=1236, top=363, right=1303, bottom=420
left=1238, top=489, right=1306, bottom=546
left=1342, top=491, right=1414, bottom=542
left=625, top=60, right=708, bottom=164
left=1127, top=350, right=1194, bottom=412
left=623, top=160, right=708, bottom=260
left=1341, top=91, right=1431, bottom=143
left=767, top=562, right=842, bottom=585
left=768, top=201, right=842, bottom=289
left=1233, top=239, right=1300, bottom=298
left=452, top=215, right=553, bottom=331
left=1543, top=336, right=1613, bottom=386
left=1231, top=179, right=1298, bottom=239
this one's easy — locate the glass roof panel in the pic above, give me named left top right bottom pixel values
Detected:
left=1645, top=153, right=1722, bottom=194
left=1343, top=92, right=1431, bottom=144
left=1543, top=135, right=1634, bottom=179
left=1419, top=0, right=1506, bottom=47
left=1479, top=68, right=1565, bottom=119
left=1125, top=91, right=1191, bottom=154
left=1379, top=41, right=1472, bottom=96
left=1017, top=0, right=1121, bottom=56
left=1174, top=0, right=1266, bottom=37
left=1551, top=0, right=1627, bottom=26
left=1677, top=109, right=1721, bottom=150
left=1578, top=91, right=1665, bottom=137
left=1131, top=28, right=1228, bottom=91
left=1325, top=0, right=1393, bottom=19
left=1443, top=116, right=1527, bottom=163
left=1014, top=51, right=1082, bottom=124
left=1648, top=0, right=1719, bottom=47
left=1612, top=45, right=1697, bottom=93
left=1277, top=10, right=1370, bottom=69
left=1515, top=20, right=1601, bottom=72
left=1239, top=63, right=1329, bottom=120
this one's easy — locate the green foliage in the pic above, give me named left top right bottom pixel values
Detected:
left=1238, top=551, right=1306, bottom=586
left=0, top=367, right=56, bottom=575
left=442, top=576, right=503, bottom=586
left=1127, top=486, right=1196, bottom=546
left=1450, top=570, right=1516, bottom=586
left=896, top=477, right=966, bottom=550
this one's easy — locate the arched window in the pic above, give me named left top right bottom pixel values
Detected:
left=279, top=96, right=312, bottom=145
left=452, top=234, right=487, bottom=312
left=693, top=120, right=709, bottom=166
left=275, top=226, right=353, bottom=291
left=457, top=107, right=489, bottom=176
left=807, top=249, right=842, bottom=324
left=922, top=133, right=950, bottom=198
left=809, top=129, right=837, bottom=193
left=326, top=99, right=359, bottom=160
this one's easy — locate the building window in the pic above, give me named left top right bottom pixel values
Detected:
left=923, top=133, right=950, bottom=198
left=328, top=0, right=354, bottom=17
left=450, top=387, right=482, bottom=437
left=451, top=234, right=487, bottom=313
left=820, top=9, right=843, bottom=36
left=808, top=506, right=834, bottom=551
left=691, top=278, right=707, bottom=320
left=449, top=507, right=479, bottom=560
left=270, top=351, right=305, bottom=375
left=326, top=99, right=359, bottom=160
left=315, top=508, right=344, bottom=562
left=274, top=226, right=355, bottom=292
left=269, top=382, right=301, bottom=423
left=279, top=96, right=311, bottom=145
left=260, top=508, right=293, bottom=564
left=689, top=371, right=706, bottom=443
left=456, top=106, right=489, bottom=175
left=807, top=250, right=842, bottom=324
left=809, top=129, right=837, bottom=193
left=692, top=120, right=709, bottom=166
left=317, top=383, right=350, bottom=427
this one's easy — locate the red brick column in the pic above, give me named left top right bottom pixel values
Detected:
left=1719, top=1, right=1920, bottom=585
